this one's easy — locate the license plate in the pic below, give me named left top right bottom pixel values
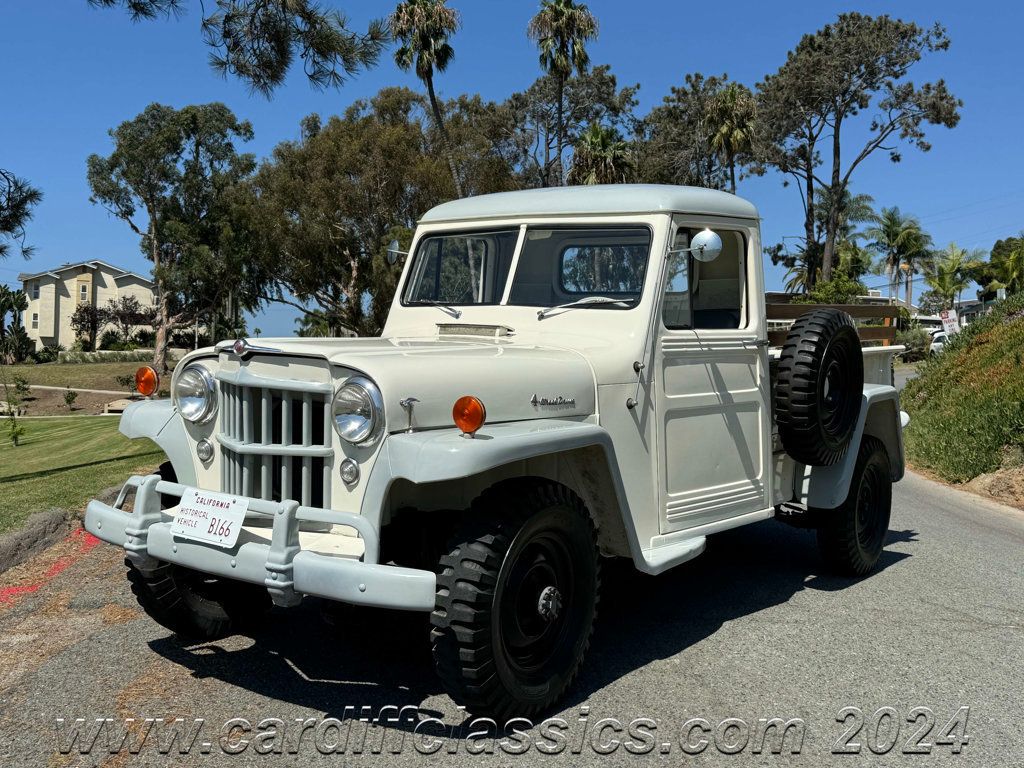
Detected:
left=171, top=488, right=249, bottom=549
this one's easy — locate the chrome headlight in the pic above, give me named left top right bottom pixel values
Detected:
left=332, top=375, right=383, bottom=444
left=173, top=364, right=218, bottom=424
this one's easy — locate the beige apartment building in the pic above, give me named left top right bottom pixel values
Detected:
left=18, top=260, right=155, bottom=350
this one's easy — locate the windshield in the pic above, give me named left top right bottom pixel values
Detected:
left=403, top=229, right=519, bottom=306
left=509, top=226, right=650, bottom=307
left=403, top=225, right=651, bottom=309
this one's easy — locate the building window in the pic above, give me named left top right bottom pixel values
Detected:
left=32, top=282, right=40, bottom=300
left=79, top=283, right=88, bottom=303
left=31, top=313, right=38, bottom=330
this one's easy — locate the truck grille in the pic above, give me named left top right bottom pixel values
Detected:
left=219, top=381, right=333, bottom=508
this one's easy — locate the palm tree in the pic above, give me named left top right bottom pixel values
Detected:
left=865, top=207, right=928, bottom=306
left=527, top=0, right=598, bottom=186
left=784, top=262, right=816, bottom=293
left=924, top=243, right=985, bottom=310
left=567, top=123, right=633, bottom=185
left=0, top=286, right=11, bottom=339
left=990, top=233, right=1024, bottom=295
left=390, top=0, right=463, bottom=198
left=707, top=82, right=756, bottom=194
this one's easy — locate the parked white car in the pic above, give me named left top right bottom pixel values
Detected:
left=85, top=185, right=908, bottom=717
left=930, top=330, right=949, bottom=355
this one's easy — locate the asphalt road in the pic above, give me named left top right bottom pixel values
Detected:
left=1, top=471, right=1021, bottom=768
left=894, top=366, right=918, bottom=392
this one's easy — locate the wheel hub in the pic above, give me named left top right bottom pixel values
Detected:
left=536, top=585, right=563, bottom=622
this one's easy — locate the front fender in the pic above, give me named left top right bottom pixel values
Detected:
left=382, top=419, right=616, bottom=484
left=118, top=399, right=197, bottom=486
left=804, top=384, right=907, bottom=509
left=361, top=419, right=647, bottom=569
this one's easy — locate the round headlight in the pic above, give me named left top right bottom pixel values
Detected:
left=332, top=376, right=383, bottom=444
left=173, top=365, right=217, bottom=424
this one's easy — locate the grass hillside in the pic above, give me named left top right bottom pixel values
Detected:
left=3, top=361, right=142, bottom=391
left=0, top=417, right=164, bottom=534
left=903, top=293, right=1024, bottom=482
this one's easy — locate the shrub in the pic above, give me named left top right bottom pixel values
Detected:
left=115, top=373, right=136, bottom=392
left=790, top=274, right=867, bottom=306
left=99, top=329, right=123, bottom=350
left=58, top=350, right=163, bottom=364
left=135, top=329, right=156, bottom=347
left=63, top=388, right=79, bottom=410
left=896, top=323, right=930, bottom=363
left=903, top=293, right=1024, bottom=482
left=31, top=343, right=65, bottom=364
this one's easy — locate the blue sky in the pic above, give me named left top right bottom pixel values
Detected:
left=2, top=1, right=1021, bottom=335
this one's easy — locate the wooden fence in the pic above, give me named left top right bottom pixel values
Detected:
left=765, top=303, right=900, bottom=347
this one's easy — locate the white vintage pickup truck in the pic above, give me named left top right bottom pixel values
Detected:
left=85, top=185, right=907, bottom=718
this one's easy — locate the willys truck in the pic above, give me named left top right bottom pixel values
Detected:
left=85, top=185, right=908, bottom=718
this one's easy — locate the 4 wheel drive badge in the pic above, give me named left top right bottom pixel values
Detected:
left=530, top=394, right=576, bottom=407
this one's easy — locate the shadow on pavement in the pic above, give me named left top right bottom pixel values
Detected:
left=149, top=519, right=915, bottom=727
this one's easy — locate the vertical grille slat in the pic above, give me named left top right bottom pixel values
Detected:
left=302, top=393, right=312, bottom=447
left=220, top=376, right=332, bottom=508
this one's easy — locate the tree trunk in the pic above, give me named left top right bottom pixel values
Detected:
left=821, top=117, right=843, bottom=283
left=555, top=74, right=565, bottom=186
left=728, top=156, right=737, bottom=195
left=426, top=75, right=463, bottom=199
left=802, top=144, right=818, bottom=290
left=905, top=271, right=913, bottom=310
left=148, top=218, right=170, bottom=374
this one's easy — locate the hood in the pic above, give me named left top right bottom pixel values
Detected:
left=210, top=335, right=597, bottom=433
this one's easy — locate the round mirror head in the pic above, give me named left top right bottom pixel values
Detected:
left=386, top=239, right=401, bottom=266
left=690, top=229, right=723, bottom=262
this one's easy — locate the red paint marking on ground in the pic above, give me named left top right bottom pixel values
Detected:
left=0, top=584, right=41, bottom=603
left=0, top=526, right=103, bottom=606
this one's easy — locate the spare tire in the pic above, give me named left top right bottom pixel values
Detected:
left=776, top=308, right=863, bottom=466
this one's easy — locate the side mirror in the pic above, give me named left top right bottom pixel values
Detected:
left=386, top=239, right=407, bottom=266
left=689, top=229, right=723, bottom=263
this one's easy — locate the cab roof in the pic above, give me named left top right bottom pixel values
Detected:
left=419, top=184, right=759, bottom=223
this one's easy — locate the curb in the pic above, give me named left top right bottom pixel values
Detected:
left=0, top=486, right=120, bottom=577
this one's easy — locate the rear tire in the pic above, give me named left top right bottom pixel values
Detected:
left=816, top=437, right=892, bottom=576
left=127, top=462, right=269, bottom=641
left=430, top=480, right=599, bottom=719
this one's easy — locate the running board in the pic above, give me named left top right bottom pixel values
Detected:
left=638, top=536, right=706, bottom=575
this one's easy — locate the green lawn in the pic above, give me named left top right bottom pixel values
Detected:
left=2, top=361, right=144, bottom=391
left=0, top=417, right=165, bottom=535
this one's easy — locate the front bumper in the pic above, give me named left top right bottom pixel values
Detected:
left=84, top=475, right=436, bottom=611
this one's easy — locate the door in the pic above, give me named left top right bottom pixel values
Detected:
left=654, top=218, right=772, bottom=534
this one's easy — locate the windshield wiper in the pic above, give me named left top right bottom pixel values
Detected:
left=537, top=295, right=633, bottom=320
left=409, top=300, right=462, bottom=319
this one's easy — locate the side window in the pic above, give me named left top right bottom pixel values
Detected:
left=32, top=282, right=40, bottom=300
left=662, top=230, right=691, bottom=330
left=662, top=227, right=746, bottom=331
left=31, top=312, right=39, bottom=329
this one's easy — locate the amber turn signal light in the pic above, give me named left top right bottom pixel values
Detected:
left=135, top=366, right=160, bottom=397
left=453, top=395, right=486, bottom=436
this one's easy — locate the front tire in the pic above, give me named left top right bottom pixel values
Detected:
left=816, top=438, right=893, bottom=576
left=127, top=462, right=269, bottom=640
left=430, top=480, right=600, bottom=719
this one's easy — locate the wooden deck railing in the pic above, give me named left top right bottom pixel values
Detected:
left=765, top=303, right=900, bottom=346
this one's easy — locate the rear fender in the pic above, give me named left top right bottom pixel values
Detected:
left=802, top=384, right=906, bottom=509
left=119, top=399, right=197, bottom=486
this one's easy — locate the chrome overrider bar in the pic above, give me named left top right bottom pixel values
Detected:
left=83, top=475, right=436, bottom=611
